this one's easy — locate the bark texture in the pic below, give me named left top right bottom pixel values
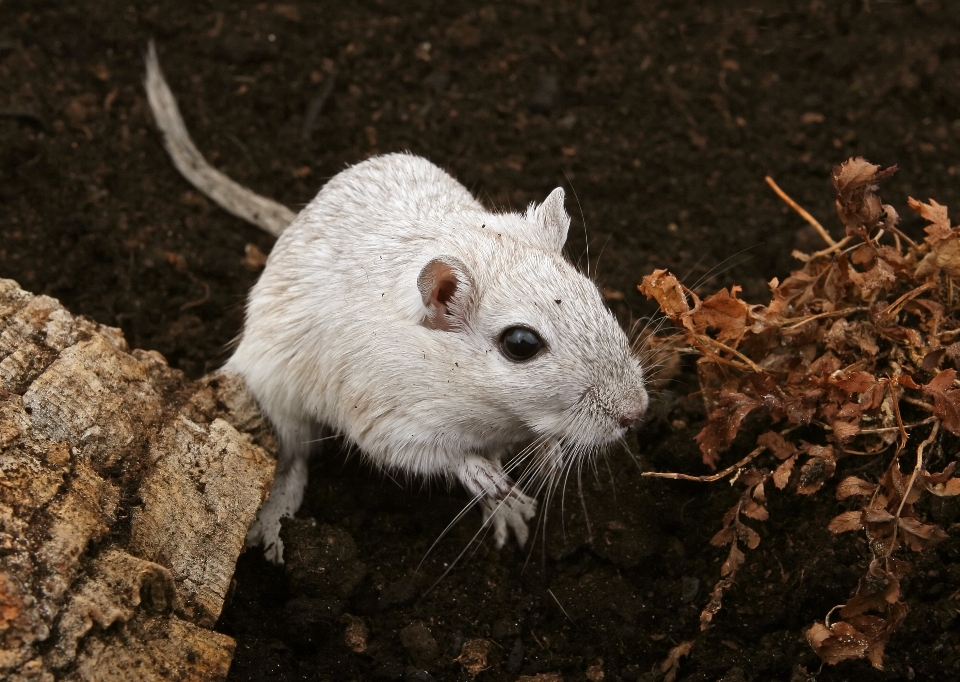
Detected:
left=0, top=278, right=275, bottom=681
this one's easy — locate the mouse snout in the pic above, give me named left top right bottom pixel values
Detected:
left=617, top=386, right=649, bottom=428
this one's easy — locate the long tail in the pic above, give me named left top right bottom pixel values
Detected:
left=143, top=41, right=296, bottom=237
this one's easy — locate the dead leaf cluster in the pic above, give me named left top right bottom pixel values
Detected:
left=640, top=157, right=960, bottom=669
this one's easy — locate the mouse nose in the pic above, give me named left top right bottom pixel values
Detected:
left=617, top=387, right=649, bottom=428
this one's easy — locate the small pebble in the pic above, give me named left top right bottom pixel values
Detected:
left=506, top=637, right=524, bottom=673
left=529, top=75, right=559, bottom=113
left=680, top=576, right=700, bottom=603
left=447, top=630, right=465, bottom=657
left=399, top=622, right=438, bottom=666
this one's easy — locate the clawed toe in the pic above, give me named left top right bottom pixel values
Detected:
left=480, top=489, right=538, bottom=548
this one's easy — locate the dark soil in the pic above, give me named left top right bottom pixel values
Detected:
left=3, top=1, right=960, bottom=680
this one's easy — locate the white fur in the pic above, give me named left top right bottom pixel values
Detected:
left=142, top=49, right=647, bottom=563
left=228, top=154, right=648, bottom=562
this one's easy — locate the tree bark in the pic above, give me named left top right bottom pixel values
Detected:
left=0, top=278, right=275, bottom=681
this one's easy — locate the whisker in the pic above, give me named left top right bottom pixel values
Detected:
left=685, top=244, right=760, bottom=293
left=562, top=170, right=590, bottom=278
left=548, top=588, right=577, bottom=625
left=603, top=455, right=618, bottom=506
left=577, top=465, right=594, bottom=545
left=300, top=434, right=342, bottom=445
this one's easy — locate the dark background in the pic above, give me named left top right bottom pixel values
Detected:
left=2, top=1, right=959, bottom=680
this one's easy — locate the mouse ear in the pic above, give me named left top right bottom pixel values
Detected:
left=417, top=256, right=475, bottom=331
left=528, top=187, right=571, bottom=253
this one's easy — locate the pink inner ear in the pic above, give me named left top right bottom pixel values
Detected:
left=420, top=261, right=460, bottom=331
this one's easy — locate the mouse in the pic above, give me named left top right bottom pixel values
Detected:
left=145, top=42, right=649, bottom=563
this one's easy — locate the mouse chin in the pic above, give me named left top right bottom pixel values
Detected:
left=549, top=420, right=628, bottom=454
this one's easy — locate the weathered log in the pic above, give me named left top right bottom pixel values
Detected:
left=0, top=279, right=275, bottom=681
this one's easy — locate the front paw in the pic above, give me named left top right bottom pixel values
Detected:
left=246, top=512, right=285, bottom=564
left=458, top=456, right=514, bottom=500
left=480, top=488, right=538, bottom=549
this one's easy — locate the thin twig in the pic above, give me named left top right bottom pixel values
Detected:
left=689, top=337, right=759, bottom=373
left=809, top=235, right=854, bottom=259
left=887, top=224, right=919, bottom=250
left=889, top=377, right=908, bottom=456
left=642, top=444, right=765, bottom=482
left=765, top=176, right=836, bottom=247
left=856, top=416, right=937, bottom=435
left=876, top=282, right=938, bottom=322
left=781, top=307, right=868, bottom=329
left=695, top=334, right=766, bottom=374
left=901, top=396, right=934, bottom=412
left=888, top=420, right=939, bottom=555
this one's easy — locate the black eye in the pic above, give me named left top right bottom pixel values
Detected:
left=499, top=326, right=544, bottom=362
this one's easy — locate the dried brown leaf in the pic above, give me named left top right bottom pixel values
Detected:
left=699, top=578, right=732, bottom=631
left=735, top=522, right=761, bottom=549
left=898, top=374, right=922, bottom=390
left=639, top=269, right=691, bottom=322
left=924, top=367, right=956, bottom=393
left=830, top=419, right=861, bottom=442
left=922, top=369, right=960, bottom=435
left=862, top=507, right=895, bottom=524
left=742, top=499, right=769, bottom=521
left=828, top=510, right=864, bottom=534
left=858, top=259, right=898, bottom=298
left=836, top=476, right=877, bottom=500
left=897, top=517, right=949, bottom=551
left=915, top=237, right=960, bottom=280
left=659, top=640, right=695, bottom=682
left=751, top=479, right=767, bottom=503
left=832, top=158, right=898, bottom=237
left=841, top=592, right=890, bottom=618
left=850, top=614, right=895, bottom=670
left=923, top=477, right=960, bottom=497
left=796, top=456, right=837, bottom=495
left=720, top=541, right=745, bottom=577
left=849, top=606, right=907, bottom=671
left=806, top=620, right=870, bottom=665
left=709, top=525, right=736, bottom=548
left=920, top=461, right=956, bottom=484
left=772, top=454, right=797, bottom=490
left=757, top=430, right=798, bottom=460
left=690, top=287, right=749, bottom=344
left=695, top=392, right=761, bottom=468
left=908, top=196, right=952, bottom=244
left=832, top=371, right=877, bottom=394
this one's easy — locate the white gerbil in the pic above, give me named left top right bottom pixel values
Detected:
left=145, top=43, right=648, bottom=563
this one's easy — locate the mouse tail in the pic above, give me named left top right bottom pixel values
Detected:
left=143, top=40, right=296, bottom=237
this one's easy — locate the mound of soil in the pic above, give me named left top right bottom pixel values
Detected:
left=2, top=1, right=958, bottom=680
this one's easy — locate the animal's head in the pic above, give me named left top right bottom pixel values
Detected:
left=415, top=188, right=648, bottom=465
